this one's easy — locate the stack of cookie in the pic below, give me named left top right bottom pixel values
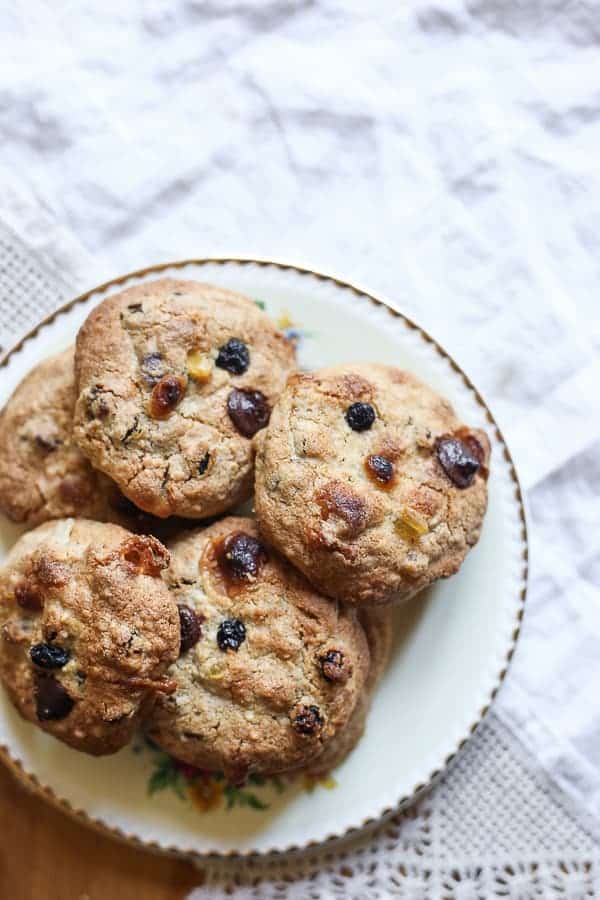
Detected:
left=0, top=279, right=490, bottom=783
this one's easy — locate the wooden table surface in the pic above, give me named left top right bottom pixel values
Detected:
left=0, top=762, right=202, bottom=900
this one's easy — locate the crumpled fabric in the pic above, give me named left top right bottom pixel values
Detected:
left=2, top=0, right=600, bottom=889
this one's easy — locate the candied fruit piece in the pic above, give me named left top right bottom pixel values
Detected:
left=394, top=508, right=429, bottom=542
left=187, top=350, right=214, bottom=383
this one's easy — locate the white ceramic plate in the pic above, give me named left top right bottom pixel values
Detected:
left=0, top=259, right=527, bottom=859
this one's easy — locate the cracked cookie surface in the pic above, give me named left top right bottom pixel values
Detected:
left=0, top=349, right=124, bottom=527
left=146, top=517, right=370, bottom=778
left=73, top=279, right=296, bottom=519
left=255, top=363, right=490, bottom=606
left=0, top=519, right=179, bottom=754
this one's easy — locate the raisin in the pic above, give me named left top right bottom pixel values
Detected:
left=141, top=352, right=164, bottom=385
left=148, top=375, right=186, bottom=418
left=227, top=389, right=270, bottom=437
left=86, top=386, right=110, bottom=420
left=15, top=582, right=43, bottom=611
left=364, top=454, right=394, bottom=486
left=178, top=604, right=203, bottom=654
left=35, top=434, right=60, bottom=453
left=319, top=650, right=350, bottom=683
left=435, top=436, right=480, bottom=488
left=217, top=532, right=268, bottom=581
left=198, top=452, right=211, bottom=476
left=345, top=402, right=375, bottom=432
left=30, top=643, right=70, bottom=669
left=35, top=674, right=74, bottom=721
left=215, top=338, right=250, bottom=375
left=216, top=619, right=246, bottom=652
left=292, top=704, right=323, bottom=736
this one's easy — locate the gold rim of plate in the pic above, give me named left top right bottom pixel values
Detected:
left=0, top=257, right=529, bottom=862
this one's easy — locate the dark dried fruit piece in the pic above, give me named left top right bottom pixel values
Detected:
left=216, top=338, right=250, bottom=375
left=86, top=386, right=110, bottom=420
left=435, top=436, right=480, bottom=489
left=454, top=427, right=489, bottom=480
left=178, top=604, right=203, bottom=654
left=141, top=352, right=165, bottom=385
left=15, top=581, right=43, bottom=611
left=35, top=434, right=60, bottom=453
left=148, top=375, right=186, bottom=419
left=345, top=402, right=376, bottom=432
left=30, top=643, right=70, bottom=669
left=217, top=532, right=268, bottom=581
left=198, top=452, right=211, bottom=476
left=292, top=704, right=324, bottom=736
left=127, top=302, right=143, bottom=313
left=364, top=454, right=394, bottom=487
left=216, top=619, right=246, bottom=652
left=35, top=674, right=74, bottom=721
left=227, top=389, right=270, bottom=437
left=319, top=650, right=350, bottom=684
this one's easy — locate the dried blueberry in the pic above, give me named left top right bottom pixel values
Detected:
left=178, top=604, right=203, bottom=654
left=319, top=650, right=349, bottom=683
left=216, top=619, right=246, bottom=652
left=292, top=704, right=323, bottom=736
left=364, top=454, right=394, bottom=485
left=198, top=452, right=211, bottom=476
left=435, top=436, right=480, bottom=489
left=218, top=532, right=268, bottom=581
left=345, top=402, right=375, bottom=432
left=30, top=643, right=70, bottom=669
left=141, top=352, right=164, bottom=385
left=216, top=338, right=250, bottom=375
left=149, top=375, right=186, bottom=418
left=227, top=389, right=270, bottom=437
left=35, top=674, right=74, bottom=721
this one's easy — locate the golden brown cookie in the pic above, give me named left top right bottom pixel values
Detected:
left=255, top=363, right=490, bottom=606
left=146, top=517, right=370, bottom=779
left=0, top=349, right=122, bottom=527
left=0, top=519, right=179, bottom=755
left=73, top=279, right=296, bottom=519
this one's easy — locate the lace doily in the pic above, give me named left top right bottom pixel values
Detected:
left=1, top=221, right=599, bottom=898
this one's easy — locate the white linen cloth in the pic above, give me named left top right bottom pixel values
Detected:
left=2, top=1, right=600, bottom=895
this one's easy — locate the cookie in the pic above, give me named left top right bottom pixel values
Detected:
left=0, top=519, right=179, bottom=755
left=0, top=349, right=123, bottom=527
left=255, top=364, right=490, bottom=606
left=305, top=605, right=393, bottom=775
left=73, top=279, right=296, bottom=519
left=146, top=517, right=370, bottom=779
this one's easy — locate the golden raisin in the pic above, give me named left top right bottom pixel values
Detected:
left=148, top=375, right=186, bottom=419
left=187, top=350, right=214, bottom=383
left=394, top=508, right=429, bottom=542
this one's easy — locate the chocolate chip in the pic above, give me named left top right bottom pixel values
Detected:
left=345, top=402, right=376, bottom=432
left=227, top=388, right=270, bottom=437
left=215, top=338, right=250, bottom=375
left=148, top=375, right=186, bottom=418
left=435, top=436, right=480, bottom=488
left=216, top=619, right=246, bottom=652
left=178, top=604, right=203, bottom=654
left=364, top=454, right=394, bottom=485
left=30, top=643, right=70, bottom=669
left=218, top=532, right=268, bottom=581
left=319, top=650, right=349, bottom=683
left=198, top=452, right=211, bottom=476
left=141, top=352, right=164, bottom=385
left=35, top=674, right=74, bottom=721
left=292, top=704, right=323, bottom=736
